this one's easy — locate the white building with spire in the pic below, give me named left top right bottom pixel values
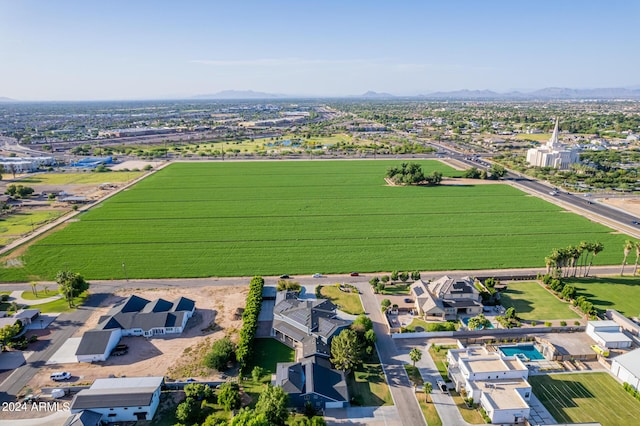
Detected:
left=526, top=119, right=580, bottom=169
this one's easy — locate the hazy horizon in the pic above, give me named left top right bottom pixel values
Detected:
left=1, top=0, right=639, bottom=101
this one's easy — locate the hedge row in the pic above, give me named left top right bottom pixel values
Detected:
left=236, top=276, right=264, bottom=373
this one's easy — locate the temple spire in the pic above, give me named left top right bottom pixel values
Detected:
left=547, top=118, right=560, bottom=148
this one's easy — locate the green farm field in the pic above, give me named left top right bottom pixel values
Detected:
left=16, top=171, right=143, bottom=185
left=0, top=160, right=632, bottom=280
left=530, top=373, right=640, bottom=426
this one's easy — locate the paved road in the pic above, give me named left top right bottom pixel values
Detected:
left=0, top=292, right=109, bottom=404
left=355, top=281, right=426, bottom=426
left=396, top=341, right=477, bottom=426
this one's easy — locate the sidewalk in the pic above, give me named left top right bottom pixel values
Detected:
left=10, top=290, right=62, bottom=306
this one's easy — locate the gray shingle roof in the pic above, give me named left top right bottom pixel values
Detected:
left=75, top=330, right=117, bottom=356
left=62, top=410, right=102, bottom=426
left=71, top=387, right=157, bottom=410
left=275, top=356, right=348, bottom=403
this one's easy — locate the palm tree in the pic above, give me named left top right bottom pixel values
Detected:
left=30, top=282, right=38, bottom=297
left=586, top=242, right=603, bottom=277
left=577, top=241, right=590, bottom=276
left=633, top=241, right=640, bottom=276
left=621, top=240, right=634, bottom=276
left=409, top=348, right=422, bottom=367
left=424, top=382, right=433, bottom=403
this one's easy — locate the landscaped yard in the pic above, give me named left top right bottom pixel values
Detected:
left=530, top=372, right=640, bottom=426
left=250, top=338, right=295, bottom=376
left=25, top=291, right=87, bottom=313
left=499, top=281, right=580, bottom=320
left=405, top=318, right=457, bottom=332
left=319, top=285, right=364, bottom=315
left=1, top=160, right=632, bottom=281
left=20, top=289, right=58, bottom=300
left=567, top=277, right=640, bottom=317
left=380, top=283, right=410, bottom=295
left=348, top=351, right=392, bottom=406
left=428, top=344, right=455, bottom=381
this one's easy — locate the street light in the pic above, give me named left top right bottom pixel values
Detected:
left=122, top=261, right=128, bottom=282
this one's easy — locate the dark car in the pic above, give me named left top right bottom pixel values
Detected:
left=279, top=274, right=290, bottom=279
left=350, top=272, right=359, bottom=276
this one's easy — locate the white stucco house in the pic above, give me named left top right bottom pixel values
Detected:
left=75, top=295, right=195, bottom=362
left=69, top=376, right=163, bottom=423
left=586, top=320, right=632, bottom=349
left=611, top=348, right=640, bottom=391
left=448, top=345, right=531, bottom=424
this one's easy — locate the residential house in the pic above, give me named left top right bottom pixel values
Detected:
left=411, top=276, right=482, bottom=321
left=75, top=295, right=195, bottom=362
left=68, top=376, right=163, bottom=423
left=272, top=291, right=350, bottom=358
left=448, top=345, right=531, bottom=424
left=272, top=290, right=352, bottom=409
left=275, top=355, right=348, bottom=410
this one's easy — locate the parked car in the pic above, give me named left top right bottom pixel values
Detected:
left=23, top=394, right=40, bottom=403
left=50, top=389, right=66, bottom=399
left=437, top=380, right=448, bottom=393
left=50, top=372, right=71, bottom=381
left=312, top=273, right=322, bottom=278
left=349, top=272, right=359, bottom=276
left=279, top=274, right=291, bottom=279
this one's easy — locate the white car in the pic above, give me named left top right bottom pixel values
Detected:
left=312, top=273, right=322, bottom=278
left=50, top=372, right=71, bottom=381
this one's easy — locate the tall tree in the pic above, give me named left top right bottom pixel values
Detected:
left=586, top=242, right=603, bottom=276
left=218, top=382, right=241, bottom=411
left=424, top=382, right=433, bottom=403
left=55, top=271, right=89, bottom=308
left=634, top=241, right=640, bottom=276
left=255, top=385, right=289, bottom=426
left=409, top=348, right=422, bottom=367
left=621, top=240, right=634, bottom=276
left=330, top=329, right=363, bottom=372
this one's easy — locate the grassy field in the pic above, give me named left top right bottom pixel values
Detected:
left=0, top=160, right=632, bottom=281
left=250, top=338, right=295, bottom=375
left=499, top=282, right=581, bottom=320
left=568, top=277, right=640, bottom=317
left=0, top=210, right=66, bottom=245
left=380, top=283, right=410, bottom=295
left=348, top=351, right=393, bottom=406
left=16, top=171, right=143, bottom=185
left=319, top=285, right=364, bottom=315
left=530, top=373, right=640, bottom=426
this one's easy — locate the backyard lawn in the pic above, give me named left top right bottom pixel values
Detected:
left=567, top=277, right=640, bottom=317
left=250, top=338, right=295, bottom=375
left=380, top=283, right=410, bottom=295
left=319, top=285, right=364, bottom=315
left=499, top=281, right=580, bottom=320
left=530, top=372, right=640, bottom=426
left=348, top=351, right=392, bottom=406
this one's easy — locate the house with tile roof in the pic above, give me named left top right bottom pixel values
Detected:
left=411, top=276, right=483, bottom=320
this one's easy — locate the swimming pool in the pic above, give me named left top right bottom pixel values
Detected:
left=499, top=344, right=544, bottom=360
left=460, top=317, right=494, bottom=330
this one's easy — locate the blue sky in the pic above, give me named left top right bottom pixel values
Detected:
left=0, top=0, right=638, bottom=100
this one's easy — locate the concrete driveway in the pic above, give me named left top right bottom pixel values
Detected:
left=46, top=337, right=81, bottom=365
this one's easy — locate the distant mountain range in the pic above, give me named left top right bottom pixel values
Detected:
left=0, top=96, right=17, bottom=102
left=192, top=87, right=640, bottom=100
left=396, top=87, right=640, bottom=100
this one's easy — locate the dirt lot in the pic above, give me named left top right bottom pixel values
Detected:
left=109, top=160, right=164, bottom=171
left=28, top=285, right=248, bottom=392
left=600, top=197, right=640, bottom=217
